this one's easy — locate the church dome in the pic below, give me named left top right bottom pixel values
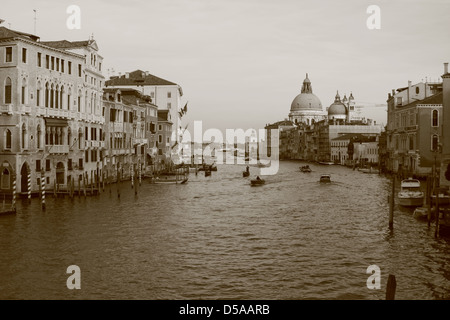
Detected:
left=290, top=74, right=323, bottom=112
left=328, top=91, right=347, bottom=116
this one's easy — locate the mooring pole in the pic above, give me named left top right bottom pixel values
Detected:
left=389, top=175, right=395, bottom=230
left=386, top=274, right=397, bottom=300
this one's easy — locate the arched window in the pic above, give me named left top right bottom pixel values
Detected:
left=68, top=127, right=71, bottom=146
left=50, top=84, right=54, bottom=108
left=432, top=109, right=439, bottom=127
left=5, top=129, right=12, bottom=149
left=60, top=85, right=64, bottom=109
left=36, top=81, right=42, bottom=107
left=67, top=87, right=71, bottom=111
left=22, top=123, right=27, bottom=149
left=55, top=84, right=59, bottom=109
left=37, top=124, right=41, bottom=149
left=78, top=128, right=83, bottom=149
left=4, top=77, right=12, bottom=104
left=78, top=89, right=82, bottom=112
left=21, top=78, right=27, bottom=105
left=432, top=134, right=439, bottom=152
left=45, top=82, right=49, bottom=107
left=1, top=168, right=10, bottom=189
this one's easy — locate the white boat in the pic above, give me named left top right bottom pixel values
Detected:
left=398, top=178, right=424, bottom=207
left=319, top=174, right=331, bottom=183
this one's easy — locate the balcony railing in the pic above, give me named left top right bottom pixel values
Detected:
left=19, top=105, right=31, bottom=114
left=0, top=104, right=13, bottom=114
left=45, top=145, right=69, bottom=154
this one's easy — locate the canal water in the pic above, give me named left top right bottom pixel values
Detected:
left=0, top=161, right=449, bottom=300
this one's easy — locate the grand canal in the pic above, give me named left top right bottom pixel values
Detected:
left=0, top=161, right=449, bottom=300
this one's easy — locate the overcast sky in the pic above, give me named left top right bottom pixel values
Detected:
left=2, top=0, right=450, bottom=132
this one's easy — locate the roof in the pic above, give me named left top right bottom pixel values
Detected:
left=415, top=92, right=443, bottom=105
left=106, top=70, right=178, bottom=87
left=0, top=26, right=40, bottom=41
left=265, top=120, right=295, bottom=129
left=332, top=133, right=372, bottom=141
left=40, top=39, right=97, bottom=50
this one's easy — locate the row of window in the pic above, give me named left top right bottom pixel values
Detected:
left=3, top=77, right=101, bottom=114
left=393, top=109, right=439, bottom=128
left=4, top=46, right=82, bottom=77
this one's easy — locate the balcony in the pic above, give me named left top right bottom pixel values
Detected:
left=45, top=145, right=69, bottom=154
left=69, top=111, right=77, bottom=119
left=47, top=108, right=69, bottom=119
left=85, top=141, right=91, bottom=148
left=37, top=107, right=46, bottom=116
left=0, top=104, right=13, bottom=114
left=18, top=105, right=31, bottom=114
left=133, top=138, right=148, bottom=146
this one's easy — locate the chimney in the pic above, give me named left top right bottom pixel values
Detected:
left=445, top=62, right=449, bottom=74
left=407, top=80, right=412, bottom=104
left=125, top=72, right=130, bottom=79
left=145, top=71, right=149, bottom=76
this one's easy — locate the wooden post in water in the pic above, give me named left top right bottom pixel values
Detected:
left=83, top=173, right=87, bottom=198
left=134, top=168, right=138, bottom=196
left=78, top=176, right=81, bottom=198
left=386, top=274, right=396, bottom=300
left=389, top=175, right=395, bottom=230
left=117, top=169, right=121, bottom=198
left=12, top=178, right=16, bottom=211
left=41, top=176, right=46, bottom=210
left=27, top=169, right=31, bottom=203
left=131, top=165, right=134, bottom=189
left=90, top=171, right=94, bottom=196
left=435, top=188, right=440, bottom=238
left=427, top=175, right=432, bottom=227
left=53, top=179, right=56, bottom=198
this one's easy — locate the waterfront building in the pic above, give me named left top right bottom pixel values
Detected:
left=156, top=110, right=173, bottom=165
left=105, top=70, right=184, bottom=162
left=330, top=133, right=366, bottom=165
left=0, top=26, right=104, bottom=195
left=102, top=88, right=156, bottom=180
left=386, top=79, right=443, bottom=177
left=440, top=63, right=450, bottom=188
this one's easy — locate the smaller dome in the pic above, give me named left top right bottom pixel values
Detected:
left=328, top=103, right=347, bottom=116
left=328, top=90, right=347, bottom=116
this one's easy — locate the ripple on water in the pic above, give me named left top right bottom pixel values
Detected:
left=0, top=161, right=449, bottom=299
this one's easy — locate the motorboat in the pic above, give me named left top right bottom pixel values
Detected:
left=300, top=165, right=312, bottom=173
left=319, top=174, right=331, bottom=183
left=150, top=176, right=188, bottom=184
left=398, top=178, right=424, bottom=207
left=318, top=161, right=334, bottom=165
left=250, top=177, right=265, bottom=186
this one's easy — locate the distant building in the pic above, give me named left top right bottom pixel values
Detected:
left=267, top=74, right=382, bottom=163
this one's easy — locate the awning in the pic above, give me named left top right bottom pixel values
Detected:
left=44, top=118, right=68, bottom=127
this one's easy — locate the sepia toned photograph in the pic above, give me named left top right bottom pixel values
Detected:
left=0, top=0, right=449, bottom=306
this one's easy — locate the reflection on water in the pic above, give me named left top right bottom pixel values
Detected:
left=0, top=161, right=449, bottom=299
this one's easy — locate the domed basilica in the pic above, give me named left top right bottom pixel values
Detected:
left=289, top=74, right=357, bottom=125
left=289, top=74, right=326, bottom=125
